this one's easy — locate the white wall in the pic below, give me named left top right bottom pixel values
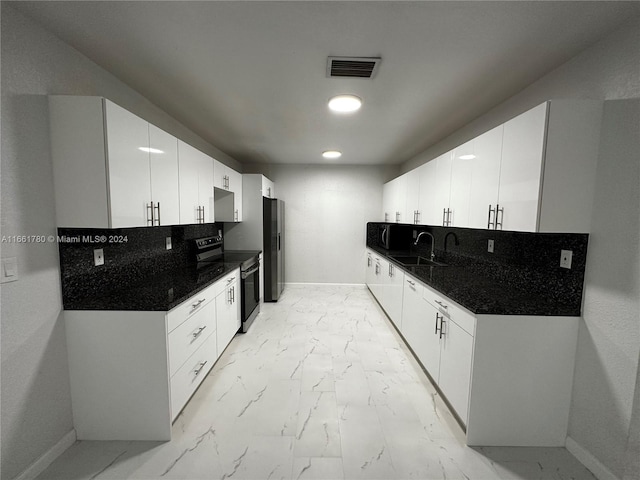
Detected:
left=570, top=99, right=639, bottom=480
left=399, top=17, right=640, bottom=480
left=0, top=6, right=238, bottom=479
left=243, top=164, right=386, bottom=284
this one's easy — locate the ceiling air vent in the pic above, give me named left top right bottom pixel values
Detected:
left=327, top=56, right=381, bottom=79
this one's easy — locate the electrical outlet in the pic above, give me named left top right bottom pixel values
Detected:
left=488, top=239, right=494, bottom=253
left=166, top=237, right=172, bottom=250
left=94, top=248, right=104, bottom=266
left=560, top=249, right=573, bottom=269
left=413, top=230, right=417, bottom=239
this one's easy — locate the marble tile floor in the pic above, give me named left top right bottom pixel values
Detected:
left=38, top=285, right=597, bottom=480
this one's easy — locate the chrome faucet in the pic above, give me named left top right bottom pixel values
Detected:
left=414, top=231, right=435, bottom=261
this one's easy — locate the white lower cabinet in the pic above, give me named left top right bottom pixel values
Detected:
left=381, top=262, right=404, bottom=329
left=64, top=268, right=240, bottom=440
left=367, top=253, right=579, bottom=446
left=215, top=271, right=241, bottom=355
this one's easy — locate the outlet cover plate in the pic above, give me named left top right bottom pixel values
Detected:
left=488, top=239, right=494, bottom=253
left=1, top=257, right=18, bottom=283
left=94, top=248, right=104, bottom=266
left=166, top=237, right=172, bottom=250
left=560, top=249, right=573, bottom=269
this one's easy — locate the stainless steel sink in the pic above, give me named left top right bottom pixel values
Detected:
left=390, top=255, right=448, bottom=267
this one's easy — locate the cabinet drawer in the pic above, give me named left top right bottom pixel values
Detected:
left=167, top=282, right=217, bottom=333
left=214, top=269, right=240, bottom=297
left=168, top=299, right=216, bottom=377
left=423, top=285, right=475, bottom=336
left=170, top=331, right=217, bottom=421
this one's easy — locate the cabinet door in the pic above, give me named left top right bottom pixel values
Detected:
left=401, top=279, right=441, bottom=378
left=228, top=169, right=243, bottom=222
left=449, top=140, right=474, bottom=228
left=467, top=126, right=503, bottom=229
left=382, top=182, right=394, bottom=223
left=438, top=318, right=474, bottom=424
left=178, top=141, right=201, bottom=224
left=104, top=100, right=151, bottom=228
left=198, top=154, right=215, bottom=223
left=213, top=159, right=227, bottom=190
left=497, top=103, right=547, bottom=232
left=418, top=160, right=438, bottom=225
left=262, top=177, right=274, bottom=198
left=404, top=171, right=420, bottom=225
left=383, top=263, right=404, bottom=328
left=370, top=257, right=384, bottom=301
left=365, top=251, right=375, bottom=287
left=216, top=278, right=241, bottom=355
left=434, top=152, right=453, bottom=226
left=149, top=124, right=180, bottom=226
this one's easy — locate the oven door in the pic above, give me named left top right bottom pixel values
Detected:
left=241, top=261, right=260, bottom=332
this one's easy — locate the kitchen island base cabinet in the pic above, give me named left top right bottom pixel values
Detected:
left=467, top=315, right=578, bottom=447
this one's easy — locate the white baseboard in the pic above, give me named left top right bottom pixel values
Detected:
left=566, top=436, right=620, bottom=480
left=13, top=429, right=76, bottom=480
left=285, top=282, right=366, bottom=287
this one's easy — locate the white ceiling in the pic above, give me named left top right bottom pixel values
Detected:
left=10, top=1, right=640, bottom=166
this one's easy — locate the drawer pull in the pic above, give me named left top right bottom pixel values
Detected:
left=191, top=298, right=206, bottom=309
left=406, top=280, right=415, bottom=286
left=227, top=276, right=236, bottom=284
left=434, top=300, right=448, bottom=309
left=192, top=326, right=207, bottom=339
left=194, top=361, right=208, bottom=376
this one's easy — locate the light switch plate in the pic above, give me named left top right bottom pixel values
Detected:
left=560, top=249, right=573, bottom=269
left=1, top=257, right=18, bottom=283
left=94, top=248, right=104, bottom=266
left=166, top=237, right=172, bottom=250
left=488, top=239, right=494, bottom=253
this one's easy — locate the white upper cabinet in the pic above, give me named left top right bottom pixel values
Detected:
left=178, top=141, right=215, bottom=224
left=382, top=175, right=406, bottom=223
left=262, top=177, right=275, bottom=198
left=213, top=160, right=243, bottom=222
left=417, top=152, right=452, bottom=226
left=449, top=140, right=475, bottom=228
left=404, top=171, right=421, bottom=225
left=382, top=99, right=601, bottom=233
left=148, top=124, right=180, bottom=226
left=103, top=100, right=152, bottom=228
left=49, top=96, right=180, bottom=228
left=467, top=125, right=503, bottom=229
left=497, top=102, right=547, bottom=232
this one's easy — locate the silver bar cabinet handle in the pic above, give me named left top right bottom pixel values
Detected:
left=194, top=361, right=208, bottom=376
left=434, top=300, right=448, bottom=309
left=435, top=313, right=442, bottom=334
left=146, top=202, right=154, bottom=226
left=154, top=202, right=161, bottom=226
left=496, top=204, right=504, bottom=230
left=439, top=318, right=446, bottom=339
left=192, top=326, right=207, bottom=339
left=442, top=208, right=446, bottom=226
left=487, top=205, right=495, bottom=229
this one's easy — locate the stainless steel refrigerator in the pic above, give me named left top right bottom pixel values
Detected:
left=263, top=198, right=284, bottom=301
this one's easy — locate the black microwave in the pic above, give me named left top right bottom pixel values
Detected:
left=378, top=223, right=412, bottom=250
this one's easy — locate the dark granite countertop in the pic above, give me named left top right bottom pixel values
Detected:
left=64, top=251, right=261, bottom=312
left=367, top=246, right=580, bottom=316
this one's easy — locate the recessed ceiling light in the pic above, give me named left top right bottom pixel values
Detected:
left=328, top=95, right=362, bottom=113
left=459, top=154, right=476, bottom=160
left=322, top=150, right=342, bottom=159
left=139, top=147, right=164, bottom=154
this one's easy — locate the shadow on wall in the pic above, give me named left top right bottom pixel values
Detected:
left=569, top=98, right=640, bottom=479
left=0, top=312, right=72, bottom=479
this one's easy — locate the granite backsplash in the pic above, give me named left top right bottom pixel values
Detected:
left=366, top=222, right=589, bottom=314
left=58, top=223, right=223, bottom=307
